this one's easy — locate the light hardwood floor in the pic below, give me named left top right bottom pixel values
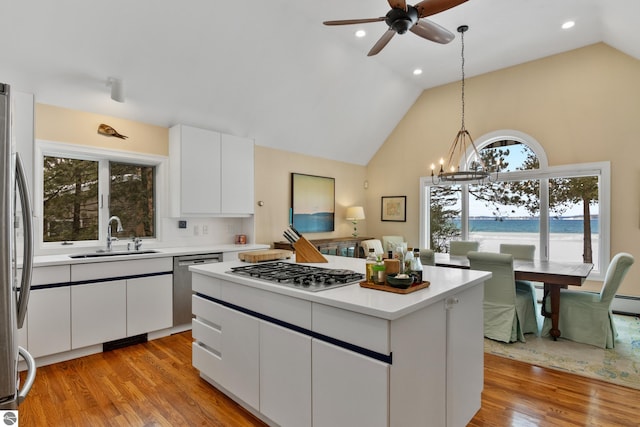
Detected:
left=19, top=331, right=640, bottom=426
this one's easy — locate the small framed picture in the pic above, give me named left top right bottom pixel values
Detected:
left=381, top=196, right=406, bottom=222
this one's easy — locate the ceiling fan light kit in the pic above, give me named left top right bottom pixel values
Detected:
left=323, top=0, right=468, bottom=56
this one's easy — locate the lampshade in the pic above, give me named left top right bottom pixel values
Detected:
left=107, top=77, right=124, bottom=103
left=345, top=206, right=366, bottom=221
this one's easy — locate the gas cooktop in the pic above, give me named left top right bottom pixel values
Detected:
left=227, top=262, right=364, bottom=292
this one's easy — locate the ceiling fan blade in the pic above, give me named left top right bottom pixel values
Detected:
left=367, top=29, right=396, bottom=56
left=410, top=19, right=455, bottom=44
left=323, top=17, right=385, bottom=26
left=387, top=0, right=407, bottom=11
left=414, top=0, right=468, bottom=18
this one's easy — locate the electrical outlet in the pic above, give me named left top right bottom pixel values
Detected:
left=202, top=225, right=208, bottom=235
left=194, top=225, right=200, bottom=236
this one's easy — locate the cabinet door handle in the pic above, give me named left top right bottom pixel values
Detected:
left=445, top=297, right=459, bottom=310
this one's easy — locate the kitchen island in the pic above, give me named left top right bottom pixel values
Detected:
left=190, top=255, right=491, bottom=427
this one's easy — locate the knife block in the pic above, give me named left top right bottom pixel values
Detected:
left=293, top=236, right=328, bottom=263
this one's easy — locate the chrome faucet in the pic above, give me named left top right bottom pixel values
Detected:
left=106, top=216, right=123, bottom=252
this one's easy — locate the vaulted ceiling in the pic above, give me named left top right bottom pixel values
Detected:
left=2, top=0, right=638, bottom=165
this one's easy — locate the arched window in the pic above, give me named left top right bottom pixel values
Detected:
left=420, top=130, right=609, bottom=279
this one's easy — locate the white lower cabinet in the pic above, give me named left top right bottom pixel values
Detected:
left=127, top=275, right=173, bottom=336
left=312, top=339, right=389, bottom=427
left=71, top=280, right=127, bottom=349
left=28, top=287, right=71, bottom=358
left=259, top=322, right=311, bottom=427
left=446, top=284, right=484, bottom=427
left=219, top=304, right=260, bottom=408
left=192, top=296, right=259, bottom=409
left=25, top=265, right=72, bottom=357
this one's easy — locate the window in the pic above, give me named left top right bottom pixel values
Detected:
left=43, top=156, right=99, bottom=242
left=36, top=141, right=167, bottom=248
left=420, top=130, right=609, bottom=279
left=109, top=162, right=155, bottom=238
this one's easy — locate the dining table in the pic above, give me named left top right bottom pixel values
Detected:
left=434, top=252, right=594, bottom=340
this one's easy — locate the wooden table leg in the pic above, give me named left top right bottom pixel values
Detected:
left=542, top=283, right=561, bottom=340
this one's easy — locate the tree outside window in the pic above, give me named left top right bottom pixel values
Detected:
left=43, top=156, right=98, bottom=242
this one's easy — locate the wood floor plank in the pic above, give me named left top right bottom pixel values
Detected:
left=19, top=332, right=640, bottom=426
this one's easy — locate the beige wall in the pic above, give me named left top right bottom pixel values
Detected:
left=31, top=43, right=639, bottom=296
left=254, top=146, right=367, bottom=245
left=365, top=43, right=640, bottom=296
left=35, top=104, right=168, bottom=155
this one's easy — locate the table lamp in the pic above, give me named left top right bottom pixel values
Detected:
left=345, top=206, right=365, bottom=237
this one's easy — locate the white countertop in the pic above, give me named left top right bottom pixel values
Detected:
left=190, top=254, right=491, bottom=320
left=31, top=243, right=270, bottom=267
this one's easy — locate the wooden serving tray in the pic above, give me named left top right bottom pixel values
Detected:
left=359, top=280, right=431, bottom=294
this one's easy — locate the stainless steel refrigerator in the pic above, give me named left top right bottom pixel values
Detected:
left=0, top=82, right=35, bottom=411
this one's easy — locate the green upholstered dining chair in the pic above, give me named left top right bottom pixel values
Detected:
left=541, top=252, right=634, bottom=348
left=468, top=251, right=539, bottom=343
left=381, top=235, right=406, bottom=254
left=360, top=239, right=384, bottom=257
left=499, top=243, right=538, bottom=310
left=499, top=244, right=535, bottom=261
left=449, top=240, right=479, bottom=256
left=419, top=248, right=435, bottom=266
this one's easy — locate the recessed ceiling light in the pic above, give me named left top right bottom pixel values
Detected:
left=562, top=20, right=575, bottom=30
left=355, top=30, right=366, bottom=38
left=413, top=68, right=423, bottom=76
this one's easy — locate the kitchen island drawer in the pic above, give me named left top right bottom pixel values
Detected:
left=192, top=342, right=222, bottom=383
left=192, top=318, right=221, bottom=352
left=312, top=303, right=390, bottom=355
left=220, top=279, right=311, bottom=329
left=192, top=295, right=223, bottom=326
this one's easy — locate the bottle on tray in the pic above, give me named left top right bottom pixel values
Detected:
left=410, top=248, right=423, bottom=284
left=372, top=256, right=386, bottom=285
left=365, top=248, right=377, bottom=283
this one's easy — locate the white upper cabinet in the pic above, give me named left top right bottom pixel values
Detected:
left=169, top=124, right=254, bottom=217
left=221, top=133, right=254, bottom=215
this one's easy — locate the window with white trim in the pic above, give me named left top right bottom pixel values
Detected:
left=420, top=130, right=609, bottom=279
left=36, top=141, right=167, bottom=248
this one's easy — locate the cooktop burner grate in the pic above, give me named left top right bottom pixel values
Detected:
left=227, top=262, right=364, bottom=292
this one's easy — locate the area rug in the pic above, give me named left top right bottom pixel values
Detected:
left=484, top=314, right=640, bottom=390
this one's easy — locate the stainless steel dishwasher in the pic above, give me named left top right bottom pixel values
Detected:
left=173, top=253, right=222, bottom=326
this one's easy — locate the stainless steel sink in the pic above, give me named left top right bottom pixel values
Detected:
left=69, top=249, right=159, bottom=259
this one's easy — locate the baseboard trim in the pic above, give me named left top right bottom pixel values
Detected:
left=611, top=294, right=640, bottom=316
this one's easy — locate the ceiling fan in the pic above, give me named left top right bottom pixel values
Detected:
left=323, top=0, right=468, bottom=56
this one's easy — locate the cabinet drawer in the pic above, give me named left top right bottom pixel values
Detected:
left=71, top=257, right=172, bottom=281
left=193, top=318, right=221, bottom=353
left=32, top=265, right=71, bottom=285
left=312, top=303, right=390, bottom=355
left=192, top=295, right=223, bottom=326
left=192, top=274, right=221, bottom=298
left=221, top=280, right=311, bottom=329
left=192, top=342, right=222, bottom=383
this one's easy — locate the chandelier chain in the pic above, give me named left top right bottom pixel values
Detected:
left=460, top=27, right=465, bottom=130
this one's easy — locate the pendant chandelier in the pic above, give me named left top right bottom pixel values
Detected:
left=431, top=25, right=490, bottom=184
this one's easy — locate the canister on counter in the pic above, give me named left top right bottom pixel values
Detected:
left=384, top=258, right=400, bottom=276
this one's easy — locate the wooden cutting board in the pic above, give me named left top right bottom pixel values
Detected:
left=238, top=249, right=293, bottom=263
